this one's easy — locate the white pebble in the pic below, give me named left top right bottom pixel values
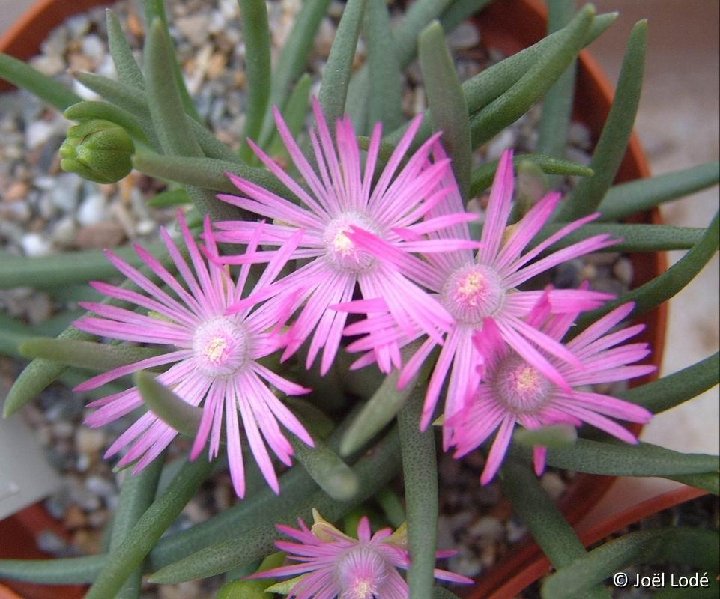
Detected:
left=486, top=128, right=516, bottom=161
left=448, top=22, right=480, bottom=49
left=21, top=232, right=53, bottom=257
left=81, top=34, right=105, bottom=62
left=26, top=120, right=55, bottom=149
left=51, top=220, right=77, bottom=249
left=77, top=193, right=107, bottom=226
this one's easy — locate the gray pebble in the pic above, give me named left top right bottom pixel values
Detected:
left=613, top=257, right=634, bottom=286
left=37, top=530, right=68, bottom=554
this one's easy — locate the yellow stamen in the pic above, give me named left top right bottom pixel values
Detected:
left=204, top=337, right=228, bottom=363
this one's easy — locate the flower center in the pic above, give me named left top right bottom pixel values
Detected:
left=441, top=264, right=505, bottom=325
left=491, top=354, right=553, bottom=414
left=336, top=545, right=389, bottom=599
left=323, top=212, right=378, bottom=273
left=192, top=316, right=248, bottom=377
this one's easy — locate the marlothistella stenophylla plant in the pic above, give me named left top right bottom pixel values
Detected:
left=0, top=0, right=717, bottom=598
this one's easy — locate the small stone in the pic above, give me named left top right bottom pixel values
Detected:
left=158, top=581, right=203, bottom=599
left=64, top=504, right=87, bottom=529
left=613, top=257, right=634, bottom=286
left=75, top=428, right=105, bottom=454
left=30, top=54, right=65, bottom=76
left=51, top=216, right=78, bottom=248
left=175, top=14, right=212, bottom=45
left=3, top=181, right=29, bottom=202
left=448, top=22, right=480, bottom=49
left=72, top=529, right=102, bottom=555
left=506, top=518, right=527, bottom=543
left=486, top=128, right=516, bottom=161
left=540, top=472, right=567, bottom=501
left=553, top=260, right=582, bottom=288
left=87, top=509, right=109, bottom=528
left=52, top=420, right=75, bottom=439
left=85, top=475, right=116, bottom=499
left=26, top=120, right=55, bottom=149
left=77, top=193, right=107, bottom=226
left=81, top=34, right=106, bottom=62
left=75, top=221, right=125, bottom=249
left=37, top=530, right=67, bottom=554
left=50, top=173, right=83, bottom=212
left=136, top=219, right=156, bottom=236
left=21, top=232, right=53, bottom=257
left=469, top=516, right=505, bottom=542
left=25, top=292, right=53, bottom=324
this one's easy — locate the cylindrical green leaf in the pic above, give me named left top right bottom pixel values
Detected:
left=383, top=11, right=617, bottom=148
left=556, top=20, right=647, bottom=221
left=501, top=460, right=586, bottom=564
left=419, top=21, right=472, bottom=199
left=110, top=458, right=164, bottom=599
left=522, top=440, right=719, bottom=477
left=291, top=434, right=359, bottom=502
left=346, top=0, right=452, bottom=130
left=513, top=424, right=578, bottom=448
left=365, top=0, right=404, bottom=131
left=319, top=0, right=367, bottom=130
left=3, top=328, right=91, bottom=417
left=106, top=9, right=145, bottom=90
left=238, top=0, right=272, bottom=161
left=469, top=6, right=594, bottom=147
left=575, top=211, right=719, bottom=328
left=148, top=430, right=401, bottom=583
left=265, top=73, right=312, bottom=161
left=619, top=352, right=719, bottom=415
left=85, top=456, right=214, bottom=599
left=0, top=555, right=105, bottom=584
left=536, top=0, right=577, bottom=175
left=471, top=153, right=593, bottom=195
left=339, top=369, right=413, bottom=457
left=0, top=241, right=165, bottom=290
left=0, top=52, right=80, bottom=110
left=398, top=388, right=438, bottom=599
left=534, top=223, right=704, bottom=252
left=143, top=0, right=201, bottom=122
left=132, top=151, right=288, bottom=199
left=597, top=162, right=720, bottom=221
left=257, top=0, right=332, bottom=147
left=135, top=371, right=204, bottom=437
left=19, top=338, right=164, bottom=372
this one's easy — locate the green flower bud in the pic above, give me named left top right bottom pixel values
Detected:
left=59, top=119, right=135, bottom=183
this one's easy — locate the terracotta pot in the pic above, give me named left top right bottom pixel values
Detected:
left=0, top=0, right=667, bottom=597
left=0, top=583, right=23, bottom=599
left=469, top=485, right=707, bottom=599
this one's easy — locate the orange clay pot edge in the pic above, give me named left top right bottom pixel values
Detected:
left=480, top=486, right=708, bottom=599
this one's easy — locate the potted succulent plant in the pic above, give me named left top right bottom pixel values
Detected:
left=0, top=0, right=717, bottom=598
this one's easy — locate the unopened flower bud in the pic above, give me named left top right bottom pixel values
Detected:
left=59, top=119, right=134, bottom=183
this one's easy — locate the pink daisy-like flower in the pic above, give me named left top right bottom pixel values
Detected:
left=73, top=213, right=314, bottom=497
left=449, top=295, right=654, bottom=484
left=251, top=509, right=472, bottom=598
left=213, top=98, right=479, bottom=375
left=341, top=148, right=617, bottom=439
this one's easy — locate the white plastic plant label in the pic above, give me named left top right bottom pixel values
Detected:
left=0, top=413, right=60, bottom=521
